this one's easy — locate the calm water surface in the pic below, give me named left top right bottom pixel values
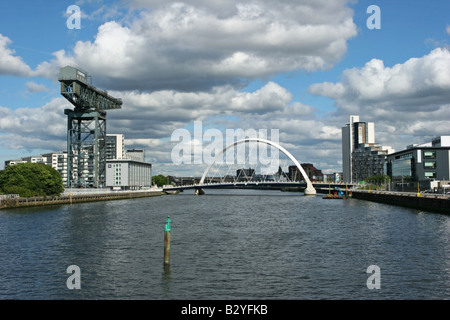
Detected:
left=0, top=189, right=449, bottom=299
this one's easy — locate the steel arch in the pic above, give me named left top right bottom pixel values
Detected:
left=199, top=138, right=316, bottom=195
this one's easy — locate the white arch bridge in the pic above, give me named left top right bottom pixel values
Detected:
left=164, top=138, right=353, bottom=196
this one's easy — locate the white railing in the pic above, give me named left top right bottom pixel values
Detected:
left=0, top=194, right=20, bottom=205
left=0, top=194, right=20, bottom=200
left=62, top=187, right=162, bottom=196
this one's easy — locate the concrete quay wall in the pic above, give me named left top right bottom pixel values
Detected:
left=0, top=190, right=162, bottom=210
left=351, top=190, right=450, bottom=214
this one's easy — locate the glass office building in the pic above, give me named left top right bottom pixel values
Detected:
left=386, top=136, right=450, bottom=185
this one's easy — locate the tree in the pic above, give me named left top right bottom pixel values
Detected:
left=362, top=174, right=391, bottom=190
left=152, top=175, right=171, bottom=187
left=364, top=174, right=390, bottom=185
left=0, top=163, right=64, bottom=197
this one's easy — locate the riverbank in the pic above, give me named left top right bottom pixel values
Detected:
left=0, top=190, right=162, bottom=210
left=351, top=190, right=450, bottom=214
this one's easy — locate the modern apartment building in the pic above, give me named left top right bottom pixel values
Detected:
left=342, top=116, right=374, bottom=182
left=342, top=115, right=394, bottom=182
left=5, top=152, right=69, bottom=184
left=105, top=134, right=125, bottom=160
left=126, top=149, right=145, bottom=162
left=352, top=144, right=394, bottom=182
left=42, top=152, right=69, bottom=184
left=4, top=159, right=28, bottom=167
left=4, top=134, right=153, bottom=189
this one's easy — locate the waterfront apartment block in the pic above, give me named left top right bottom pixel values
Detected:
left=342, top=115, right=374, bottom=182
left=126, top=149, right=145, bottom=162
left=4, top=159, right=28, bottom=167
left=352, top=143, right=394, bottom=182
left=41, top=152, right=68, bottom=184
left=4, top=134, right=153, bottom=190
left=386, top=136, right=450, bottom=188
left=342, top=115, right=394, bottom=182
left=5, top=152, right=68, bottom=184
left=105, top=159, right=152, bottom=190
left=105, top=134, right=125, bottom=160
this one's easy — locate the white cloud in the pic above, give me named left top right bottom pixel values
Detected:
left=0, top=33, right=75, bottom=80
left=229, top=82, right=292, bottom=114
left=39, top=1, right=357, bottom=91
left=309, top=48, right=450, bottom=112
left=0, top=1, right=358, bottom=174
left=34, top=49, right=75, bottom=79
left=308, top=47, right=450, bottom=149
left=0, top=79, right=345, bottom=174
left=0, top=34, right=33, bottom=77
left=0, top=98, right=68, bottom=151
left=26, top=81, right=49, bottom=93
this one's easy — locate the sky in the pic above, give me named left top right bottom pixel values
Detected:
left=0, top=0, right=449, bottom=176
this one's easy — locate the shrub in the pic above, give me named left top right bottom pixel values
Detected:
left=0, top=163, right=64, bottom=197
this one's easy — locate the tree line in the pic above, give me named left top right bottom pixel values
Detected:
left=0, top=163, right=64, bottom=197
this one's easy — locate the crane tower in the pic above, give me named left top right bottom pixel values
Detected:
left=59, top=66, right=122, bottom=188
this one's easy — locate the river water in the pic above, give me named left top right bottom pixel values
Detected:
left=0, top=189, right=449, bottom=300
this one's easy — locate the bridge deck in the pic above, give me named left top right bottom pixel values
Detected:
left=163, top=182, right=355, bottom=192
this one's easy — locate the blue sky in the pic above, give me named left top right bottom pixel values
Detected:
left=0, top=0, right=449, bottom=175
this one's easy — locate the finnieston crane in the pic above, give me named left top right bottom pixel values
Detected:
left=59, top=66, right=122, bottom=188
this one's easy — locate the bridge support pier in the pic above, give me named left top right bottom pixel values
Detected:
left=304, top=185, right=317, bottom=196
left=195, top=188, right=205, bottom=196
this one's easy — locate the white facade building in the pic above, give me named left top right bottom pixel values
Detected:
left=126, top=149, right=145, bottom=162
left=105, top=134, right=125, bottom=160
left=5, top=152, right=69, bottom=185
left=106, top=159, right=152, bottom=190
left=42, top=152, right=69, bottom=184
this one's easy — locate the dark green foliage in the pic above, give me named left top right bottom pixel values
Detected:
left=363, top=174, right=391, bottom=185
left=152, top=174, right=171, bottom=187
left=0, top=163, right=64, bottom=197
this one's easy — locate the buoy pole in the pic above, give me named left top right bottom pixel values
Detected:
left=164, top=216, right=171, bottom=265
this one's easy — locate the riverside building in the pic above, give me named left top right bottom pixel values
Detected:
left=105, top=134, right=125, bottom=160
left=386, top=136, right=450, bottom=190
left=105, top=159, right=152, bottom=190
left=5, top=152, right=69, bottom=185
left=4, top=134, right=153, bottom=190
left=342, top=115, right=394, bottom=183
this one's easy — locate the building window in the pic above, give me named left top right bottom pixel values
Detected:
left=391, top=158, right=413, bottom=178
left=424, top=161, right=436, bottom=169
left=395, top=153, right=413, bottom=160
left=423, top=151, right=436, bottom=159
left=424, top=172, right=436, bottom=179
